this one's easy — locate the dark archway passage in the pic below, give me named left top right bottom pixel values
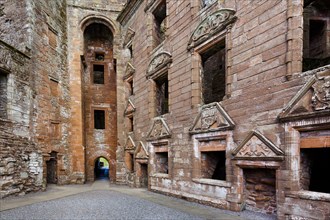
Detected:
left=94, top=157, right=109, bottom=180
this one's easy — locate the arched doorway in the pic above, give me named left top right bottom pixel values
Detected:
left=46, top=151, right=58, bottom=184
left=94, top=157, right=110, bottom=180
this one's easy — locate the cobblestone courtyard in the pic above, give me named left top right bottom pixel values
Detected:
left=1, top=180, right=275, bottom=220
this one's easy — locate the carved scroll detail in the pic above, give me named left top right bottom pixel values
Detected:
left=187, top=9, right=237, bottom=50
left=312, top=75, right=330, bottom=111
left=146, top=52, right=172, bottom=79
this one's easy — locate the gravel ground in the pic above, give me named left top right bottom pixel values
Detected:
left=0, top=189, right=276, bottom=220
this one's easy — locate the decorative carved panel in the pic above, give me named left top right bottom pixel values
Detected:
left=279, top=70, right=330, bottom=121
left=189, top=102, right=235, bottom=134
left=147, top=117, right=171, bottom=140
left=146, top=52, right=172, bottom=79
left=232, top=131, right=284, bottom=160
left=124, top=135, right=136, bottom=151
left=124, top=99, right=136, bottom=116
left=134, top=141, right=149, bottom=159
left=187, top=9, right=237, bottom=50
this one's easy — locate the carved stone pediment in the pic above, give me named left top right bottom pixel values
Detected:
left=124, top=28, right=135, bottom=47
left=146, top=52, right=172, bottom=79
left=187, top=9, right=237, bottom=50
left=232, top=131, right=284, bottom=160
left=123, top=62, right=135, bottom=80
left=147, top=117, right=171, bottom=140
left=124, top=99, right=136, bottom=116
left=124, top=135, right=136, bottom=151
left=279, top=70, right=330, bottom=121
left=189, top=102, right=235, bottom=134
left=134, top=141, right=149, bottom=159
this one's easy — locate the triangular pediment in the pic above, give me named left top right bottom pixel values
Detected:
left=146, top=117, right=171, bottom=140
left=124, top=28, right=135, bottom=47
left=124, top=99, right=136, bottom=116
left=189, top=102, right=235, bottom=134
left=123, top=62, right=135, bottom=80
left=232, top=130, right=284, bottom=160
left=279, top=70, right=330, bottom=121
left=124, top=135, right=136, bottom=151
left=134, top=141, right=149, bottom=159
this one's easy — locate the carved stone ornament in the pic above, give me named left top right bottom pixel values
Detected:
left=189, top=102, right=235, bottom=134
left=187, top=9, right=237, bottom=50
left=134, top=141, right=149, bottom=159
left=232, top=130, right=284, bottom=161
left=146, top=52, right=172, bottom=79
left=279, top=70, right=330, bottom=121
left=124, top=99, right=136, bottom=116
left=124, top=135, right=136, bottom=151
left=123, top=62, right=135, bottom=80
left=146, top=117, right=171, bottom=140
left=124, top=28, right=135, bottom=47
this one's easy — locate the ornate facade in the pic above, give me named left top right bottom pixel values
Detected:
left=1, top=0, right=329, bottom=219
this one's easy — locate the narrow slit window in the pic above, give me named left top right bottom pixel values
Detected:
left=94, top=110, right=105, bottom=129
left=0, top=73, right=7, bottom=119
left=93, top=65, right=104, bottom=84
left=155, top=74, right=168, bottom=115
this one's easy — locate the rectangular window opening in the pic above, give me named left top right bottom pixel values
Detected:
left=200, top=151, right=226, bottom=180
left=95, top=53, right=104, bottom=61
left=303, top=2, right=330, bottom=71
left=0, top=73, right=7, bottom=119
left=200, top=40, right=226, bottom=104
left=93, top=65, right=104, bottom=84
left=155, top=151, right=168, bottom=174
left=155, top=74, right=168, bottom=116
left=94, top=110, right=105, bottom=129
left=128, top=116, right=134, bottom=132
left=300, top=148, right=330, bottom=193
left=152, top=0, right=166, bottom=46
left=125, top=152, right=134, bottom=172
left=128, top=79, right=133, bottom=96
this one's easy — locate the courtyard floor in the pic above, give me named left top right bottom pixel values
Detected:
left=0, top=179, right=276, bottom=220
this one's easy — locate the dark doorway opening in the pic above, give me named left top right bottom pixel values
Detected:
left=140, top=163, right=148, bottom=188
left=94, top=157, right=109, bottom=180
left=47, top=151, right=58, bottom=184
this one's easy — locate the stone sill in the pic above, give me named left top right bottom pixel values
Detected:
left=151, top=173, right=169, bottom=179
left=286, top=191, right=330, bottom=202
left=192, top=178, right=231, bottom=188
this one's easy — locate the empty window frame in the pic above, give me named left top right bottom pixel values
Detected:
left=93, top=65, right=104, bottom=84
left=155, top=151, right=168, bottom=174
left=200, top=40, right=226, bottom=104
left=200, top=151, right=226, bottom=180
left=0, top=72, right=7, bottom=119
left=128, top=78, right=134, bottom=96
left=125, top=151, right=134, bottom=172
left=128, top=116, right=134, bottom=132
left=152, top=0, right=166, bottom=47
left=303, top=1, right=330, bottom=71
left=95, top=53, right=105, bottom=61
left=94, top=110, right=105, bottom=129
left=155, top=74, right=169, bottom=115
left=300, top=130, right=330, bottom=193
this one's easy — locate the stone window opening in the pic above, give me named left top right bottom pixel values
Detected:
left=155, top=73, right=169, bottom=116
left=155, top=151, right=168, bottom=174
left=93, top=64, right=104, bottom=84
left=201, top=151, right=226, bottom=180
left=200, top=40, right=226, bottom=104
left=94, top=110, right=105, bottom=129
left=128, top=45, right=133, bottom=59
left=0, top=72, right=8, bottom=119
left=303, top=0, right=330, bottom=71
left=300, top=129, right=330, bottom=194
left=128, top=116, right=134, bottom=132
left=95, top=52, right=104, bottom=61
left=152, top=0, right=166, bottom=47
left=127, top=78, right=133, bottom=96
